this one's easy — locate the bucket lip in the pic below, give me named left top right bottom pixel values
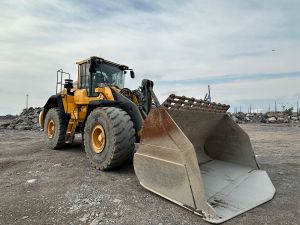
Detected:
left=204, top=191, right=276, bottom=224
left=203, top=169, right=276, bottom=224
left=137, top=168, right=276, bottom=224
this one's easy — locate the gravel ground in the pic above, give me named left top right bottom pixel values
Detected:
left=0, top=123, right=299, bottom=225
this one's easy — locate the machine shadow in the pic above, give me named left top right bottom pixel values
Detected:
left=62, top=136, right=135, bottom=173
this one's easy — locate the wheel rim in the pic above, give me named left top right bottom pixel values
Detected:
left=91, top=124, right=106, bottom=153
left=47, top=119, right=55, bottom=138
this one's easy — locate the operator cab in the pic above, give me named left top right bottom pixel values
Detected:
left=76, top=56, right=134, bottom=96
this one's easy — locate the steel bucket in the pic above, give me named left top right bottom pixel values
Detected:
left=134, top=95, right=275, bottom=223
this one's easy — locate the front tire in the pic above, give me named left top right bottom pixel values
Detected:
left=44, top=108, right=67, bottom=149
left=84, top=107, right=135, bottom=170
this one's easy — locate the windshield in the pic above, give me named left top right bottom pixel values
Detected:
left=91, top=63, right=125, bottom=90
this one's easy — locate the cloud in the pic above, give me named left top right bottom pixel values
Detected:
left=0, top=0, right=299, bottom=114
left=156, top=71, right=300, bottom=85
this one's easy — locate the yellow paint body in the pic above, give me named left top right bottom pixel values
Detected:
left=58, top=60, right=116, bottom=141
left=60, top=87, right=115, bottom=141
left=39, top=56, right=129, bottom=142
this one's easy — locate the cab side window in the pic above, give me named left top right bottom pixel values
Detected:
left=79, top=63, right=90, bottom=89
left=85, top=63, right=90, bottom=89
left=79, top=64, right=85, bottom=88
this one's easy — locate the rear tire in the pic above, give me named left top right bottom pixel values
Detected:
left=44, top=108, right=67, bottom=149
left=84, top=107, right=135, bottom=170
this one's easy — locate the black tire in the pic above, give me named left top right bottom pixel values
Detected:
left=44, top=108, right=67, bottom=149
left=84, top=107, right=135, bottom=170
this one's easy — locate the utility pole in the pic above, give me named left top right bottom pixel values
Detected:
left=208, top=85, right=211, bottom=102
left=26, top=94, right=29, bottom=109
left=275, top=100, right=277, bottom=114
left=204, top=85, right=211, bottom=102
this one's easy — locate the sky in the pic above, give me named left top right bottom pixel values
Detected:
left=1, top=0, right=300, bottom=114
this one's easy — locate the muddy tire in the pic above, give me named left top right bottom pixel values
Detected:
left=84, top=107, right=135, bottom=170
left=44, top=108, right=67, bottom=149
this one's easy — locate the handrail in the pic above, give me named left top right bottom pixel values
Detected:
left=56, top=69, right=71, bottom=94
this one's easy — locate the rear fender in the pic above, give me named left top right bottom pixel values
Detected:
left=42, top=95, right=67, bottom=127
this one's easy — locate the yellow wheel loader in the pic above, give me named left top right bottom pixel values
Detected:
left=39, top=56, right=275, bottom=223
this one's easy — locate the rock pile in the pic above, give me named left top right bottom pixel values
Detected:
left=0, top=114, right=16, bottom=120
left=0, top=107, right=42, bottom=131
left=229, top=112, right=299, bottom=124
left=1, top=107, right=299, bottom=131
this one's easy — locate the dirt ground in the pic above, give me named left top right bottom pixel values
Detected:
left=0, top=123, right=299, bottom=225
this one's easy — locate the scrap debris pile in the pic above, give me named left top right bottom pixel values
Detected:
left=229, top=112, right=299, bottom=124
left=0, top=107, right=299, bottom=131
left=0, top=107, right=42, bottom=131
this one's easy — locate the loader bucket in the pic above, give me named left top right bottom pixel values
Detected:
left=134, top=95, right=275, bottom=223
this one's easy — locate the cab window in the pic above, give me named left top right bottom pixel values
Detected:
left=79, top=63, right=90, bottom=89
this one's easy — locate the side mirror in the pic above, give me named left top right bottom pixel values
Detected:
left=130, top=70, right=135, bottom=79
left=89, top=59, right=97, bottom=74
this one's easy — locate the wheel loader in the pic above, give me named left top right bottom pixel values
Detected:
left=39, top=56, right=275, bottom=223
